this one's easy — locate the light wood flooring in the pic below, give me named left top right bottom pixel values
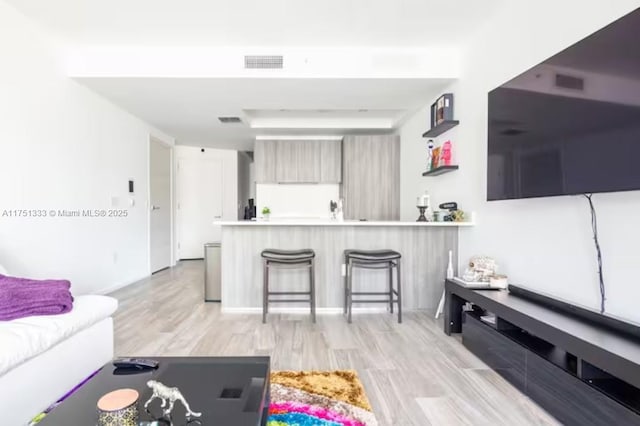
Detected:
left=111, top=260, right=559, bottom=426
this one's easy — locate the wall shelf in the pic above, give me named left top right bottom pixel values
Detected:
left=422, top=120, right=460, bottom=138
left=422, top=165, right=459, bottom=176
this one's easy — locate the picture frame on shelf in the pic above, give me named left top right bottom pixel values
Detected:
left=431, top=93, right=454, bottom=127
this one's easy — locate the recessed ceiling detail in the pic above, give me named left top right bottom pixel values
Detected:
left=73, top=78, right=453, bottom=150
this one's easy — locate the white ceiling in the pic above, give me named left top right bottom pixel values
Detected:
left=7, top=0, right=505, bottom=149
left=76, top=78, right=451, bottom=150
left=6, top=0, right=505, bottom=47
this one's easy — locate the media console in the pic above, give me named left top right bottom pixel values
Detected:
left=444, top=279, right=640, bottom=425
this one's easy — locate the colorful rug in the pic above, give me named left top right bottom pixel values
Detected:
left=268, top=370, right=378, bottom=426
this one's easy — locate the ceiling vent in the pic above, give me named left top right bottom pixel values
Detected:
left=555, top=73, right=584, bottom=91
left=218, top=117, right=242, bottom=124
left=244, top=55, right=284, bottom=69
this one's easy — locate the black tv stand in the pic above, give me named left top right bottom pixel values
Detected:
left=444, top=279, right=640, bottom=424
left=508, top=283, right=640, bottom=341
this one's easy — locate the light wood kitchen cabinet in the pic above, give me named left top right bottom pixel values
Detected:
left=296, top=141, right=321, bottom=183
left=254, top=139, right=340, bottom=183
left=254, top=140, right=278, bottom=183
left=319, top=140, right=342, bottom=183
left=342, top=135, right=400, bottom=221
left=276, top=140, right=300, bottom=182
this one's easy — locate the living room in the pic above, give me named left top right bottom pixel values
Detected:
left=2, top=1, right=640, bottom=425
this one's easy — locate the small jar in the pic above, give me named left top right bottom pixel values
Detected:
left=97, top=389, right=139, bottom=426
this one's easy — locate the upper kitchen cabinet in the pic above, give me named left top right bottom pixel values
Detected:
left=287, top=140, right=322, bottom=183
left=298, top=141, right=323, bottom=183
left=254, top=139, right=341, bottom=184
left=254, top=140, right=278, bottom=183
left=319, top=139, right=342, bottom=183
left=342, top=135, right=400, bottom=221
left=275, top=140, right=300, bottom=183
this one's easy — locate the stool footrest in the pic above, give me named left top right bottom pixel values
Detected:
left=350, top=299, right=398, bottom=303
left=349, top=263, right=398, bottom=270
left=352, top=291, right=395, bottom=296
left=268, top=298, right=313, bottom=303
left=268, top=291, right=311, bottom=295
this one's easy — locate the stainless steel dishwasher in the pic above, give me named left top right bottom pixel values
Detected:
left=204, top=242, right=221, bottom=302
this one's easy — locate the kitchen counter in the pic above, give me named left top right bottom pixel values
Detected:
left=218, top=219, right=474, bottom=227
left=220, top=219, right=469, bottom=313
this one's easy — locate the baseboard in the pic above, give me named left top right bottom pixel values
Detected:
left=99, top=273, right=149, bottom=296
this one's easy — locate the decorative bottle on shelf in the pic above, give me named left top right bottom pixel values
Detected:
left=426, top=140, right=435, bottom=171
left=447, top=250, right=454, bottom=279
left=441, top=140, right=452, bottom=166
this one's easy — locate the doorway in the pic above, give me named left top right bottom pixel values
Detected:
left=149, top=137, right=172, bottom=273
left=176, top=157, right=223, bottom=259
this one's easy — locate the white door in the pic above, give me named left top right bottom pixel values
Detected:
left=177, top=158, right=223, bottom=259
left=149, top=138, right=172, bottom=273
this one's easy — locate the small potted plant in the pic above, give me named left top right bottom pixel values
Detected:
left=261, top=206, right=271, bottom=221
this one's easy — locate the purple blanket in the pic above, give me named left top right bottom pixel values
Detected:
left=0, top=274, right=73, bottom=321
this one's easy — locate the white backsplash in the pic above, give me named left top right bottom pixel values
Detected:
left=256, top=184, right=340, bottom=219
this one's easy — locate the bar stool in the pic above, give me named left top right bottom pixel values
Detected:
left=344, top=249, right=402, bottom=324
left=261, top=249, right=316, bottom=323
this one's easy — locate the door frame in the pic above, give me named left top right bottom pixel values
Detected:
left=148, top=135, right=175, bottom=274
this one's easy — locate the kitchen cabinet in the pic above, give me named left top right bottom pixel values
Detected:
left=296, top=141, right=321, bottom=183
left=275, top=140, right=300, bottom=183
left=254, top=140, right=277, bottom=183
left=254, top=139, right=341, bottom=184
left=342, top=135, right=400, bottom=220
left=320, top=140, right=342, bottom=183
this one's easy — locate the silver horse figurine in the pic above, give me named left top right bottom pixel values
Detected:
left=144, top=380, right=202, bottom=418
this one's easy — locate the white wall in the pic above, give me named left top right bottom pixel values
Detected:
left=400, top=1, right=640, bottom=321
left=256, top=184, right=340, bottom=219
left=0, top=1, right=175, bottom=295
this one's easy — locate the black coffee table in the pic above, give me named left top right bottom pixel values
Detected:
left=38, top=356, right=270, bottom=426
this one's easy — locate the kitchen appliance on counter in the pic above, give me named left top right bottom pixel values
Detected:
left=439, top=201, right=463, bottom=222
left=330, top=199, right=344, bottom=221
left=243, top=198, right=257, bottom=220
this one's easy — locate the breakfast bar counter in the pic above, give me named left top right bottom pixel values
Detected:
left=219, top=220, right=473, bottom=227
left=219, top=220, right=472, bottom=312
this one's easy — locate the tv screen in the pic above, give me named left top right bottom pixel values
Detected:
left=487, top=8, right=640, bottom=201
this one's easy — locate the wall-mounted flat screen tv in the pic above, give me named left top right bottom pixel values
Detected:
left=487, top=8, right=640, bottom=201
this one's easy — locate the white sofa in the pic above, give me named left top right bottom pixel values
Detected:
left=0, top=264, right=118, bottom=426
